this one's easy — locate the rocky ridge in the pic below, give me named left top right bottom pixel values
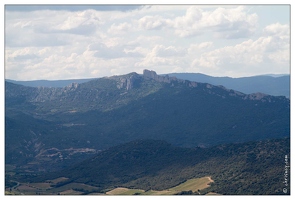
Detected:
left=5, top=70, right=290, bottom=173
left=141, top=69, right=283, bottom=102
left=5, top=69, right=289, bottom=113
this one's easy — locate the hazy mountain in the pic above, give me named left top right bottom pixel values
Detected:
left=5, top=70, right=290, bottom=173
left=166, top=73, right=290, bottom=98
left=263, top=74, right=289, bottom=77
left=5, top=78, right=93, bottom=88
left=6, top=72, right=290, bottom=98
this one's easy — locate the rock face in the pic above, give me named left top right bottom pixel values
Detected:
left=143, top=69, right=157, bottom=79
left=116, top=73, right=140, bottom=90
left=143, top=69, right=178, bottom=83
left=116, top=69, right=180, bottom=91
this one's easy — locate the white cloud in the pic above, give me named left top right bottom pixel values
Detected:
left=88, top=41, right=143, bottom=59
left=152, top=45, right=186, bottom=57
left=173, top=6, right=258, bottom=38
left=262, top=23, right=290, bottom=52
left=188, top=42, right=214, bottom=54
left=44, top=10, right=103, bottom=35
left=189, top=23, right=290, bottom=76
left=123, top=47, right=147, bottom=57
left=135, top=45, right=188, bottom=73
left=107, top=22, right=133, bottom=34
left=132, top=6, right=258, bottom=39
left=138, top=15, right=169, bottom=30
left=172, top=7, right=203, bottom=37
left=4, top=5, right=290, bottom=80
left=263, top=23, right=289, bottom=36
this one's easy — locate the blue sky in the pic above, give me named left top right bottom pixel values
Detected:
left=4, top=3, right=291, bottom=80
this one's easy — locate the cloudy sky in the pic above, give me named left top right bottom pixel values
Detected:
left=4, top=4, right=290, bottom=80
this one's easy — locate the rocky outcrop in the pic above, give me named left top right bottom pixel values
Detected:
left=33, top=82, right=79, bottom=102
left=116, top=73, right=141, bottom=90
left=65, top=82, right=79, bottom=91
left=243, top=92, right=279, bottom=102
left=143, top=69, right=202, bottom=89
left=143, top=69, right=178, bottom=83
left=143, top=69, right=157, bottom=79
left=244, top=92, right=268, bottom=100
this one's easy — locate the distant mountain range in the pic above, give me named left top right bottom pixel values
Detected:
left=165, top=73, right=290, bottom=98
left=5, top=70, right=290, bottom=173
left=5, top=78, right=94, bottom=88
left=6, top=72, right=290, bottom=97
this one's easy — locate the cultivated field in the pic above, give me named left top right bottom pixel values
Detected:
left=7, top=176, right=215, bottom=195
left=106, top=187, right=145, bottom=195
left=105, top=176, right=214, bottom=195
left=8, top=178, right=100, bottom=195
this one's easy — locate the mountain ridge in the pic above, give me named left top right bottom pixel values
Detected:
left=6, top=70, right=290, bottom=97
left=166, top=72, right=290, bottom=98
left=5, top=69, right=290, bottom=173
left=6, top=70, right=288, bottom=107
left=5, top=69, right=290, bottom=195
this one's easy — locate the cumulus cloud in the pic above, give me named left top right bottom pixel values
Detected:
left=138, top=15, right=169, bottom=30
left=188, top=42, right=214, bottom=54
left=50, top=10, right=102, bottom=34
left=88, top=42, right=144, bottom=59
left=262, top=23, right=290, bottom=52
left=137, top=6, right=258, bottom=39
left=152, top=45, right=186, bottom=57
left=123, top=47, right=147, bottom=57
left=5, top=10, right=102, bottom=47
left=190, top=23, right=290, bottom=76
left=172, top=7, right=203, bottom=37
left=173, top=6, right=258, bottom=38
left=4, top=5, right=290, bottom=80
left=263, top=23, right=289, bottom=36
left=135, top=45, right=187, bottom=72
left=108, top=22, right=133, bottom=34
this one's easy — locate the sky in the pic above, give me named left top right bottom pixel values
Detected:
left=4, top=3, right=291, bottom=80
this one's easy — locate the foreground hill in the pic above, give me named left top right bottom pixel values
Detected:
left=13, top=138, right=290, bottom=195
left=5, top=70, right=290, bottom=173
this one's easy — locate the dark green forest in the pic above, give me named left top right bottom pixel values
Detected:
left=13, top=138, right=289, bottom=195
